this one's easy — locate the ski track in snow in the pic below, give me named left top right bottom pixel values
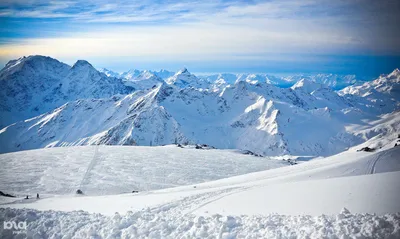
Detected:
left=369, top=150, right=385, bottom=174
left=78, top=145, right=99, bottom=191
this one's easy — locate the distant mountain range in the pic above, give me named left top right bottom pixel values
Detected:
left=98, top=68, right=366, bottom=90
left=0, top=55, right=399, bottom=156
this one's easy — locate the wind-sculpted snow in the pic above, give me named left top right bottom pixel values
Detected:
left=1, top=207, right=399, bottom=239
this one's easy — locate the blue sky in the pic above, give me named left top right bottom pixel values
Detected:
left=0, top=0, right=399, bottom=77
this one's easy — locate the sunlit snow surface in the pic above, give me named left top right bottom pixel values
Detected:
left=0, top=145, right=399, bottom=238
left=0, top=145, right=287, bottom=195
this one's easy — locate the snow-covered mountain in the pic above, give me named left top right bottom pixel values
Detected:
left=339, top=69, right=400, bottom=114
left=0, top=56, right=398, bottom=156
left=122, top=70, right=164, bottom=90
left=117, top=68, right=175, bottom=81
left=150, top=69, right=175, bottom=79
left=100, top=68, right=363, bottom=91
left=0, top=56, right=133, bottom=128
left=166, top=68, right=211, bottom=89
left=199, top=73, right=363, bottom=91
left=97, top=68, right=120, bottom=78
left=284, top=74, right=361, bottom=90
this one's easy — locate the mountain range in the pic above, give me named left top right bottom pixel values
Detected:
left=0, top=55, right=399, bottom=156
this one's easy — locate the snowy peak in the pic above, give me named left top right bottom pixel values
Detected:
left=72, top=60, right=93, bottom=69
left=340, top=68, right=400, bottom=97
left=0, top=56, right=132, bottom=128
left=338, top=69, right=400, bottom=114
left=62, top=61, right=132, bottom=99
left=166, top=68, right=210, bottom=88
left=0, top=55, right=70, bottom=80
left=178, top=67, right=188, bottom=74
left=388, top=68, right=400, bottom=78
left=387, top=68, right=400, bottom=83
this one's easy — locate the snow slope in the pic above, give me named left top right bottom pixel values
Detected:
left=0, top=145, right=288, bottom=195
left=1, top=145, right=399, bottom=215
left=0, top=82, right=357, bottom=155
left=0, top=144, right=399, bottom=238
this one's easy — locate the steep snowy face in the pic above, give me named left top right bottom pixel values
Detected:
left=0, top=56, right=132, bottom=128
left=0, top=55, right=70, bottom=80
left=0, top=56, right=71, bottom=127
left=0, top=87, right=187, bottom=153
left=339, top=69, right=400, bottom=114
left=61, top=60, right=132, bottom=99
left=166, top=68, right=211, bottom=89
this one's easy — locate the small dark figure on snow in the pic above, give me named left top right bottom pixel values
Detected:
left=357, top=147, right=375, bottom=152
left=25, top=195, right=29, bottom=199
left=76, top=189, right=83, bottom=195
left=36, top=193, right=39, bottom=199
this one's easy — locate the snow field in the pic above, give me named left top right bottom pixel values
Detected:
left=1, top=207, right=399, bottom=239
left=0, top=145, right=399, bottom=238
left=0, top=145, right=287, bottom=196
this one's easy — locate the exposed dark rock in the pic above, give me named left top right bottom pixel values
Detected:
left=0, top=191, right=16, bottom=198
left=357, top=147, right=375, bottom=152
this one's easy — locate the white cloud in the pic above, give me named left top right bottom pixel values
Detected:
left=0, top=0, right=398, bottom=61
